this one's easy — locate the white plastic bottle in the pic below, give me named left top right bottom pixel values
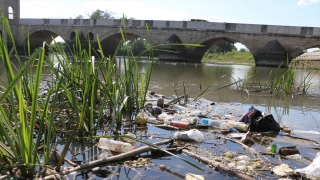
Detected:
left=186, top=104, right=199, bottom=110
left=174, top=129, right=204, bottom=142
left=98, top=138, right=134, bottom=153
left=172, top=104, right=188, bottom=113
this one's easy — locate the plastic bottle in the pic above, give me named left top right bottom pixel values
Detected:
left=174, top=129, right=204, bottom=142
left=186, top=104, right=199, bottom=110
left=194, top=117, right=226, bottom=128
left=179, top=117, right=196, bottom=124
left=148, top=117, right=157, bottom=123
left=98, top=138, right=134, bottom=153
left=226, top=120, right=248, bottom=132
left=194, top=117, right=211, bottom=126
left=172, top=104, right=188, bottom=113
left=220, top=122, right=238, bottom=132
left=271, top=144, right=277, bottom=154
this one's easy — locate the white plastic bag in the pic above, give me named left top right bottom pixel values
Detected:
left=294, top=152, right=320, bottom=179
left=98, top=138, right=134, bottom=153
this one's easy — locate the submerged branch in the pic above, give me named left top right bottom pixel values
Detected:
left=182, top=149, right=254, bottom=180
left=60, top=139, right=173, bottom=175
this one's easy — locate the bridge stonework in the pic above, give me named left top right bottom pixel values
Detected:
left=1, top=0, right=320, bottom=67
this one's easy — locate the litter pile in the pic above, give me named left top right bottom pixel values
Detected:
left=121, top=91, right=320, bottom=180
left=70, top=91, right=320, bottom=180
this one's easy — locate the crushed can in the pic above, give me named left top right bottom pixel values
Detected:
left=170, top=121, right=191, bottom=129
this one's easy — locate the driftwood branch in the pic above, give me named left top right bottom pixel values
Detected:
left=60, top=139, right=173, bottom=175
left=224, top=137, right=272, bottom=164
left=182, top=149, right=254, bottom=180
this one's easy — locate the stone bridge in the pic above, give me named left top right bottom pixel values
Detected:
left=1, top=0, right=320, bottom=67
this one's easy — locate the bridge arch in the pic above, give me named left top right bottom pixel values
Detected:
left=21, top=27, right=65, bottom=53
left=24, top=27, right=64, bottom=43
left=92, top=29, right=153, bottom=57
left=186, top=33, right=256, bottom=63
left=98, top=29, right=152, bottom=44
left=290, top=40, right=320, bottom=58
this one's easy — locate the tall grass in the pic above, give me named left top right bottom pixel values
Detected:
left=0, top=16, right=49, bottom=177
left=234, top=56, right=317, bottom=96
left=0, top=14, right=207, bottom=177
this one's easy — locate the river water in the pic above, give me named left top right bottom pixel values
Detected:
left=143, top=60, right=320, bottom=136
left=1, top=58, right=320, bottom=179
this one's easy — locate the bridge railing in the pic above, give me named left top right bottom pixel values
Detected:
left=18, top=18, right=320, bottom=36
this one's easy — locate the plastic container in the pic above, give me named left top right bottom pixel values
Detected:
left=98, top=138, right=134, bottom=153
left=174, top=129, right=204, bottom=142
left=226, top=120, right=248, bottom=132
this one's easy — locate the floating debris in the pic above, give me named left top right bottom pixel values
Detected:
left=272, top=164, right=293, bottom=177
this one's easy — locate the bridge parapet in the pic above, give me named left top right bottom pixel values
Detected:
left=12, top=18, right=320, bottom=67
left=19, top=19, right=320, bottom=37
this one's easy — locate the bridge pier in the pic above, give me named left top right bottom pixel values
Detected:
left=158, top=48, right=187, bottom=62
left=254, top=40, right=290, bottom=68
left=158, top=34, right=188, bottom=62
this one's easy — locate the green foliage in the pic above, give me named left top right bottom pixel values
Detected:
left=203, top=49, right=254, bottom=63
left=0, top=16, right=49, bottom=177
left=239, top=48, right=247, bottom=52
left=118, top=37, right=155, bottom=56
left=87, top=9, right=115, bottom=19
left=207, top=42, right=236, bottom=54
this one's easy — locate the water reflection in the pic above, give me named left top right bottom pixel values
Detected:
left=130, top=60, right=320, bottom=134
left=1, top=57, right=320, bottom=138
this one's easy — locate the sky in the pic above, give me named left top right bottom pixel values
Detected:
left=20, top=0, right=320, bottom=50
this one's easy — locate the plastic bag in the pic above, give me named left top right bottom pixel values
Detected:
left=294, top=152, right=320, bottom=179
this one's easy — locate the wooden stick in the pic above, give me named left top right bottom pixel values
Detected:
left=182, top=149, right=254, bottom=180
left=60, top=139, right=173, bottom=175
left=224, top=137, right=272, bottom=164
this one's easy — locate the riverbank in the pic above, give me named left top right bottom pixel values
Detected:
left=202, top=51, right=255, bottom=64
left=202, top=51, right=320, bottom=69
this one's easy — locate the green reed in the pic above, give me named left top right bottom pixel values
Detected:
left=237, top=56, right=317, bottom=97
left=0, top=16, right=48, bottom=177
left=0, top=14, right=207, bottom=177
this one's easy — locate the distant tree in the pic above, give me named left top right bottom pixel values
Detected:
left=75, top=14, right=84, bottom=19
left=87, top=9, right=115, bottom=19
left=207, top=42, right=236, bottom=54
left=239, top=48, right=247, bottom=52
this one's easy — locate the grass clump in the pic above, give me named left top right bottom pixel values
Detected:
left=0, top=15, right=205, bottom=178
left=202, top=50, right=255, bottom=64
left=233, top=57, right=318, bottom=97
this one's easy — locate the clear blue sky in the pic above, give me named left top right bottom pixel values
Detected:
left=20, top=0, right=320, bottom=27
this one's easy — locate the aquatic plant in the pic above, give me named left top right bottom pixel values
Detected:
left=0, top=14, right=204, bottom=177
left=0, top=16, right=50, bottom=177
left=234, top=56, right=317, bottom=97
